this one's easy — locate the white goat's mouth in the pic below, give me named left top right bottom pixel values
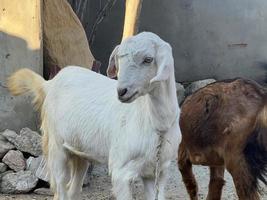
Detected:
left=119, top=91, right=139, bottom=103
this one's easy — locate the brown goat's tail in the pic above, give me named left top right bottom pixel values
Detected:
left=7, top=68, right=46, bottom=110
left=244, top=104, right=267, bottom=192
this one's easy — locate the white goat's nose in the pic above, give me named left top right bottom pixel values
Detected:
left=117, top=88, right=128, bottom=97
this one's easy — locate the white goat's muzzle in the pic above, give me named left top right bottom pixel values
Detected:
left=117, top=86, right=139, bottom=103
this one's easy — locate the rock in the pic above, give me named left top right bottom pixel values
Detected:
left=26, top=156, right=42, bottom=172
left=185, top=79, right=216, bottom=97
left=34, top=187, right=53, bottom=196
left=2, top=150, right=26, bottom=172
left=0, top=132, right=15, bottom=158
left=91, top=164, right=109, bottom=177
left=0, top=170, right=13, bottom=179
left=27, top=156, right=49, bottom=182
left=35, top=156, right=49, bottom=182
left=0, top=170, right=38, bottom=194
left=2, top=128, right=42, bottom=156
left=83, top=173, right=90, bottom=186
left=26, top=155, right=93, bottom=184
left=81, top=163, right=95, bottom=186
left=176, top=82, right=185, bottom=104
left=0, top=163, right=7, bottom=173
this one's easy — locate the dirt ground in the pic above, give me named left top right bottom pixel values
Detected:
left=0, top=161, right=266, bottom=200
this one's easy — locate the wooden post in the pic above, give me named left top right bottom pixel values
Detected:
left=122, top=0, right=143, bottom=40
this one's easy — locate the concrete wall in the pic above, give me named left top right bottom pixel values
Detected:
left=0, top=0, right=42, bottom=131
left=79, top=0, right=267, bottom=83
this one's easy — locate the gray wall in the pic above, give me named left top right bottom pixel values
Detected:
left=77, top=0, right=267, bottom=83
left=0, top=0, right=42, bottom=132
left=0, top=32, right=40, bottom=132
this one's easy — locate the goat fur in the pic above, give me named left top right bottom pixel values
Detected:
left=178, top=78, right=267, bottom=200
left=8, top=32, right=181, bottom=200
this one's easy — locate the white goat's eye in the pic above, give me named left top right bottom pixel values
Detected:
left=143, top=57, right=153, bottom=64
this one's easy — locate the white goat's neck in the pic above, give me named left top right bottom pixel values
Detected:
left=146, top=73, right=178, bottom=132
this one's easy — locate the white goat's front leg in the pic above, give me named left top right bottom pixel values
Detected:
left=158, top=169, right=168, bottom=200
left=111, top=169, right=137, bottom=200
left=143, top=178, right=156, bottom=200
left=143, top=170, right=167, bottom=200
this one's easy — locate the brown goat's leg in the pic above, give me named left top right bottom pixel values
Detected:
left=178, top=143, right=198, bottom=200
left=226, top=158, right=260, bottom=200
left=206, top=166, right=225, bottom=200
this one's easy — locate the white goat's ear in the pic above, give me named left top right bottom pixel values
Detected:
left=150, top=43, right=174, bottom=83
left=107, top=45, right=120, bottom=78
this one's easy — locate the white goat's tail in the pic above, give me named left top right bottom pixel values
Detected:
left=7, top=68, right=49, bottom=159
left=7, top=68, right=46, bottom=110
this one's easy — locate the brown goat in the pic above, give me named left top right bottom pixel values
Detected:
left=179, top=78, right=267, bottom=200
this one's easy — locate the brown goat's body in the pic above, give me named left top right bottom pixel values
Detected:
left=179, top=78, right=267, bottom=200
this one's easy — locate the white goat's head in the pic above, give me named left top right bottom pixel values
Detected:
left=107, top=32, right=174, bottom=103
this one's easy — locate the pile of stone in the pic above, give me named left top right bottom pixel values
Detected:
left=176, top=78, right=216, bottom=104
left=0, top=128, right=46, bottom=194
left=0, top=128, right=91, bottom=195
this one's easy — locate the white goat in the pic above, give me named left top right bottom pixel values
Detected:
left=8, top=32, right=181, bottom=200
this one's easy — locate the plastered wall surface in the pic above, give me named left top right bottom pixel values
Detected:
left=0, top=0, right=42, bottom=131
